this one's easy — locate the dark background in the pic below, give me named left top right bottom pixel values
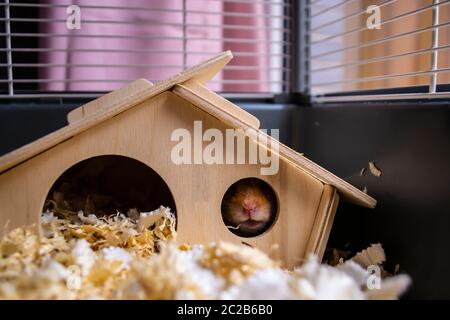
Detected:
left=1, top=101, right=449, bottom=299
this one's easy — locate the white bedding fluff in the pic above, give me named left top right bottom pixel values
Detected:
left=0, top=208, right=410, bottom=300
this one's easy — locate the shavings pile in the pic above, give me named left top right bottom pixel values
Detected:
left=0, top=207, right=175, bottom=299
left=0, top=207, right=410, bottom=300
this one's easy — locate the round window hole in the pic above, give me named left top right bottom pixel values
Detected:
left=221, top=177, right=278, bottom=238
left=42, top=155, right=176, bottom=221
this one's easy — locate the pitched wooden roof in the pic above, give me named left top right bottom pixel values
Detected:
left=0, top=51, right=376, bottom=208
left=0, top=51, right=234, bottom=173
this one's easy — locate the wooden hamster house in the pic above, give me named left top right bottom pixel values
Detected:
left=0, top=51, right=376, bottom=267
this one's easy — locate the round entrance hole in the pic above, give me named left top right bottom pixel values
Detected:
left=221, top=177, right=278, bottom=238
left=43, top=155, right=176, bottom=219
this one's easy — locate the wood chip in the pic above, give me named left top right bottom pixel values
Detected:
left=352, top=243, right=386, bottom=268
left=368, top=161, right=382, bottom=177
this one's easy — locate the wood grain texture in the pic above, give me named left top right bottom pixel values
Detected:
left=172, top=82, right=376, bottom=208
left=67, top=79, right=154, bottom=124
left=0, top=51, right=233, bottom=174
left=305, top=185, right=340, bottom=258
left=0, top=51, right=375, bottom=267
left=0, top=92, right=324, bottom=268
left=181, top=80, right=260, bottom=128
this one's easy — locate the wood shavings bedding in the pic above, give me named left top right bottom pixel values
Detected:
left=0, top=207, right=410, bottom=300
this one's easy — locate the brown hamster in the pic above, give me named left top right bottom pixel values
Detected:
left=221, top=178, right=277, bottom=237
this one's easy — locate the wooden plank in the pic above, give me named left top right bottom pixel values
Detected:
left=0, top=51, right=233, bottom=174
left=305, top=185, right=340, bottom=259
left=180, top=80, right=260, bottom=128
left=172, top=83, right=376, bottom=208
left=67, top=79, right=153, bottom=124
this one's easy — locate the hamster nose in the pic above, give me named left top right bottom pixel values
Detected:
left=242, top=200, right=256, bottom=212
left=242, top=201, right=257, bottom=216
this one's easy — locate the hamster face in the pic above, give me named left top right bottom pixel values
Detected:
left=221, top=178, right=277, bottom=237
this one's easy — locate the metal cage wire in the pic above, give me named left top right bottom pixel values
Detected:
left=308, top=0, right=450, bottom=102
left=0, top=0, right=293, bottom=98
left=3, top=0, right=450, bottom=102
